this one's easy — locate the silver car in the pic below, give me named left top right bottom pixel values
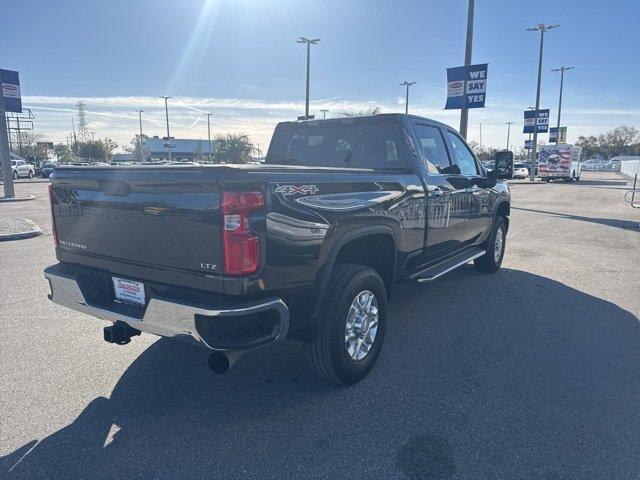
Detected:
left=11, top=158, right=35, bottom=179
left=513, top=163, right=530, bottom=179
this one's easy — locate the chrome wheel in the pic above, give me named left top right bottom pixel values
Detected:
left=344, top=290, right=379, bottom=361
left=494, top=226, right=504, bottom=262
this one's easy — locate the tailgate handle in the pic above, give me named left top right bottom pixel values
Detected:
left=98, top=181, right=132, bottom=196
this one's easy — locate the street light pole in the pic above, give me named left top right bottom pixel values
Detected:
left=297, top=37, right=321, bottom=119
left=459, top=0, right=475, bottom=139
left=203, top=113, right=212, bottom=162
left=159, top=96, right=172, bottom=161
left=551, top=66, right=573, bottom=145
left=505, top=122, right=513, bottom=150
left=320, top=109, right=329, bottom=119
left=527, top=23, right=559, bottom=182
left=400, top=81, right=416, bottom=114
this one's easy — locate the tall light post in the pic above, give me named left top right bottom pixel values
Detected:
left=527, top=23, right=559, bottom=181
left=551, top=66, right=574, bottom=145
left=459, top=0, right=475, bottom=139
left=505, top=122, right=513, bottom=150
left=297, top=37, right=321, bottom=119
left=203, top=113, right=212, bottom=162
left=400, top=81, right=416, bottom=114
left=159, top=96, right=172, bottom=161
left=136, top=109, right=144, bottom=161
left=320, top=109, right=329, bottom=119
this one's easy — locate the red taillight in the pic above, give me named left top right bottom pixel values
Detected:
left=48, top=184, right=59, bottom=247
left=221, top=191, right=264, bottom=275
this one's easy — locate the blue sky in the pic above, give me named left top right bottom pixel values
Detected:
left=2, top=0, right=638, bottom=151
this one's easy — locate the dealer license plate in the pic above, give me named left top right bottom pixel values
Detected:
left=112, top=277, right=146, bottom=307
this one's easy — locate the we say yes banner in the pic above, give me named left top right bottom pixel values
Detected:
left=445, top=63, right=488, bottom=109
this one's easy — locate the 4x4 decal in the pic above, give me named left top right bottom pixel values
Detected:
left=275, top=184, right=319, bottom=196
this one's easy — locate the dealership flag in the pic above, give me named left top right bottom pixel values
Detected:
left=1, top=69, right=22, bottom=113
left=445, top=63, right=488, bottom=109
left=523, top=109, right=549, bottom=133
left=549, top=126, right=567, bottom=143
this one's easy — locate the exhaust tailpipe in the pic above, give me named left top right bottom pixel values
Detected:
left=208, top=350, right=245, bottom=374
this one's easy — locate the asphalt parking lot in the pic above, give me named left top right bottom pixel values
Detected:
left=1, top=172, right=638, bottom=479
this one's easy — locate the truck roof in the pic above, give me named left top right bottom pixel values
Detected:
left=276, top=113, right=452, bottom=130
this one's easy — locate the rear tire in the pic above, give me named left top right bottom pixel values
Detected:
left=307, top=264, right=387, bottom=385
left=12, top=171, right=17, bottom=180
left=474, top=216, right=507, bottom=273
left=28, top=170, right=33, bottom=179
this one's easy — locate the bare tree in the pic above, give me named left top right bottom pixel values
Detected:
left=576, top=125, right=640, bottom=159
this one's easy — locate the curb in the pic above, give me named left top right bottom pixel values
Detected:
left=0, top=219, right=43, bottom=241
left=0, top=195, right=36, bottom=203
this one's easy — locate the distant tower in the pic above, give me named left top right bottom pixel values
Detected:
left=76, top=101, right=90, bottom=141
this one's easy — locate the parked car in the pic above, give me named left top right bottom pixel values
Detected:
left=10, top=157, right=35, bottom=179
left=513, top=163, right=530, bottom=179
left=606, top=159, right=621, bottom=172
left=40, top=161, right=59, bottom=178
left=581, top=159, right=608, bottom=171
left=45, top=114, right=512, bottom=385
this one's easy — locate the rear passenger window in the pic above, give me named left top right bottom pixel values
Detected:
left=413, top=125, right=452, bottom=174
left=267, top=121, right=409, bottom=169
left=445, top=131, right=479, bottom=176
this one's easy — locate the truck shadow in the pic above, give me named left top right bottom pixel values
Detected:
left=513, top=206, right=639, bottom=231
left=2, top=269, right=639, bottom=479
left=567, top=179, right=629, bottom=186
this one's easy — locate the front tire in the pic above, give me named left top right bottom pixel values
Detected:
left=12, top=171, right=17, bottom=180
left=474, top=216, right=507, bottom=273
left=28, top=170, right=33, bottom=179
left=307, top=264, right=387, bottom=385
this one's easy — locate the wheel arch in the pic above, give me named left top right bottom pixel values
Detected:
left=494, top=199, right=510, bottom=230
left=312, top=226, right=397, bottom=320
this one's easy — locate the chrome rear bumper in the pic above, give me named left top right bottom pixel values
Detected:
left=44, top=265, right=289, bottom=351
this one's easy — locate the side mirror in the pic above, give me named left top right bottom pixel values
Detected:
left=492, top=150, right=513, bottom=179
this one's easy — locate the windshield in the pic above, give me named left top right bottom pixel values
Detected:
left=266, top=120, right=409, bottom=170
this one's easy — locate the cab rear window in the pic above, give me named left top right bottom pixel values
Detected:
left=267, top=120, right=409, bottom=170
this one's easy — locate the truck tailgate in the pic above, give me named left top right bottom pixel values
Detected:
left=50, top=167, right=223, bottom=277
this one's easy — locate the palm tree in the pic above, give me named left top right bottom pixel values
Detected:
left=337, top=106, right=382, bottom=117
left=213, top=133, right=256, bottom=164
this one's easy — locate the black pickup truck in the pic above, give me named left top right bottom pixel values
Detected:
left=45, top=114, right=511, bottom=384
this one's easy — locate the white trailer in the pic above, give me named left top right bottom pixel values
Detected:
left=538, top=145, right=582, bottom=182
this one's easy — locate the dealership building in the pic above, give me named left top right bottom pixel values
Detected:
left=143, top=137, right=217, bottom=162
